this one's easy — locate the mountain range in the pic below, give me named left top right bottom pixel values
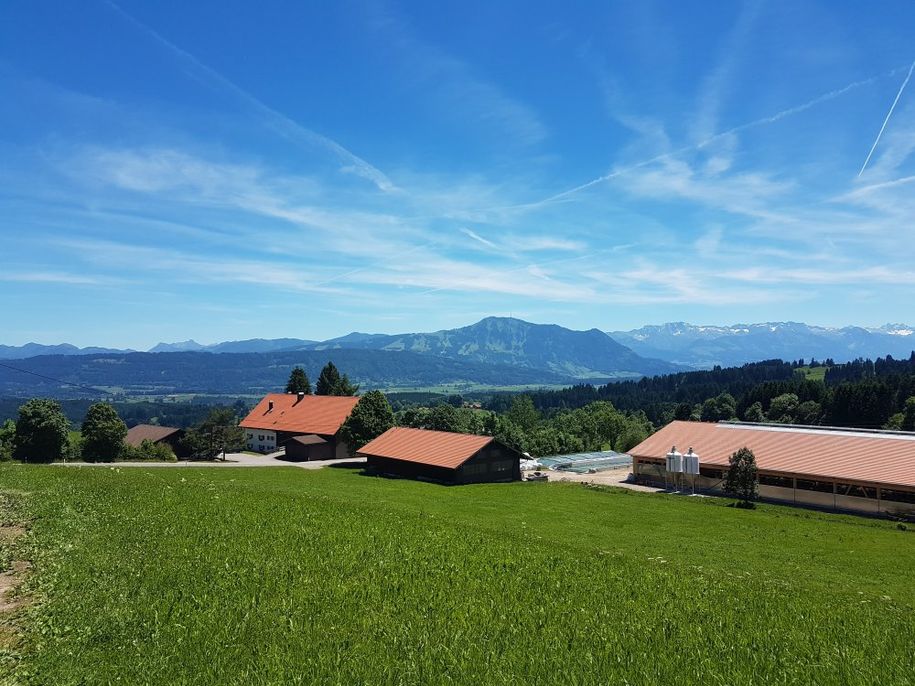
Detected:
left=3, top=319, right=914, bottom=394
left=608, top=322, right=915, bottom=369
left=300, top=317, right=677, bottom=378
left=147, top=338, right=318, bottom=354
left=1, top=318, right=678, bottom=381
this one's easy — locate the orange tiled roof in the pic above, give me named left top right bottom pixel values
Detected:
left=358, top=427, right=494, bottom=469
left=240, top=394, right=359, bottom=436
left=125, top=424, right=182, bottom=447
left=631, top=421, right=915, bottom=488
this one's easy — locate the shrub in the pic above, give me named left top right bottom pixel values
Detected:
left=120, top=439, right=177, bottom=462
left=0, top=419, right=14, bottom=461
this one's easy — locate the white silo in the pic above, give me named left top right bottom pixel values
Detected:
left=665, top=446, right=683, bottom=473
left=684, top=447, right=700, bottom=475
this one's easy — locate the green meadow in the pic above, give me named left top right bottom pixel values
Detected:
left=1, top=464, right=913, bottom=685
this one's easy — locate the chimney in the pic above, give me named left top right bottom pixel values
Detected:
left=297, top=391, right=305, bottom=402
left=268, top=400, right=274, bottom=412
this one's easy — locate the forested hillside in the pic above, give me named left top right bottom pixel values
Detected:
left=490, top=354, right=915, bottom=430
left=0, top=349, right=577, bottom=398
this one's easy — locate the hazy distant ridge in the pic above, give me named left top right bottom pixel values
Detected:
left=0, top=318, right=676, bottom=379
left=609, top=322, right=915, bottom=368
left=298, top=317, right=678, bottom=378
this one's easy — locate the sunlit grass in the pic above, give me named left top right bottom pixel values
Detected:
left=1, top=465, right=912, bottom=684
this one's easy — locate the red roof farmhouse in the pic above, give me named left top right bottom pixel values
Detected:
left=240, top=393, right=359, bottom=459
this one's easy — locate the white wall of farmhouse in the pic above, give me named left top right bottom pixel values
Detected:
left=246, top=429, right=276, bottom=453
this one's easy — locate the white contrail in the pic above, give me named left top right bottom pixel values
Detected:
left=493, top=66, right=909, bottom=213
left=858, top=60, right=915, bottom=177
left=102, top=1, right=397, bottom=193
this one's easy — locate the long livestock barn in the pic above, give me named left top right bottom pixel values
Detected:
left=630, top=421, right=915, bottom=516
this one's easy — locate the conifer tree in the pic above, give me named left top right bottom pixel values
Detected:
left=285, top=367, right=312, bottom=394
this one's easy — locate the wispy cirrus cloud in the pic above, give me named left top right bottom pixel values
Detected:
left=0, top=271, right=112, bottom=285
left=364, top=2, right=547, bottom=147
left=690, top=0, right=765, bottom=142
left=102, top=0, right=397, bottom=193
left=513, top=65, right=908, bottom=212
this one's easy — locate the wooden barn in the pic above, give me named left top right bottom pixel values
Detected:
left=125, top=424, right=185, bottom=456
left=239, top=392, right=359, bottom=459
left=358, top=427, right=522, bottom=484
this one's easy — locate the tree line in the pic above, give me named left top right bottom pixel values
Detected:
left=0, top=399, right=249, bottom=463
left=489, top=356, right=915, bottom=431
left=337, top=390, right=652, bottom=458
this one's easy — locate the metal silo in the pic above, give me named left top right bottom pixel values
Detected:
left=684, top=447, right=700, bottom=475
left=665, top=446, right=683, bottom=473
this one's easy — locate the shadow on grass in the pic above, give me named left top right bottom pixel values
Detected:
left=326, top=461, right=368, bottom=470
left=727, top=500, right=758, bottom=510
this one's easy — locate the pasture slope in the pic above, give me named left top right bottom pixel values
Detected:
left=0, top=464, right=912, bottom=685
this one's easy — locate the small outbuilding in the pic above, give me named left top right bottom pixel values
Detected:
left=358, top=427, right=522, bottom=484
left=125, top=424, right=184, bottom=455
left=284, top=434, right=334, bottom=462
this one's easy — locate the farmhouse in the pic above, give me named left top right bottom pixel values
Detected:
left=631, top=420, right=915, bottom=515
left=125, top=424, right=184, bottom=455
left=358, top=426, right=522, bottom=484
left=239, top=392, right=359, bottom=458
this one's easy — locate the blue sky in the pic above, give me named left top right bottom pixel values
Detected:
left=2, top=0, right=914, bottom=348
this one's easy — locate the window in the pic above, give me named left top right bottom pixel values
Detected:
left=247, top=432, right=254, bottom=439
left=838, top=484, right=877, bottom=500
left=258, top=434, right=265, bottom=441
left=796, top=479, right=834, bottom=493
left=881, top=489, right=915, bottom=504
left=759, top=474, right=793, bottom=488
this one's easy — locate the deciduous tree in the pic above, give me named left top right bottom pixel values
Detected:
left=13, top=398, right=70, bottom=463
left=0, top=419, right=15, bottom=461
left=724, top=446, right=758, bottom=507
left=81, top=402, right=128, bottom=462
left=768, top=393, right=799, bottom=423
left=339, top=390, right=394, bottom=454
left=506, top=395, right=539, bottom=433
left=743, top=401, right=766, bottom=423
left=180, top=408, right=246, bottom=460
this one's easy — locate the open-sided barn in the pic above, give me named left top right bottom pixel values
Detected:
left=631, top=420, right=915, bottom=515
left=239, top=392, right=359, bottom=459
left=358, top=427, right=522, bottom=484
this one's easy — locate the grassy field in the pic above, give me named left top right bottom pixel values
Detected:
left=799, top=365, right=828, bottom=381
left=1, top=465, right=913, bottom=685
